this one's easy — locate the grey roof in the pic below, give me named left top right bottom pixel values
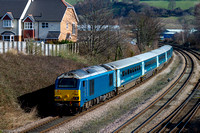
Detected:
left=58, top=45, right=172, bottom=79
left=58, top=66, right=108, bottom=79
left=0, top=0, right=28, bottom=19
left=105, top=45, right=172, bottom=69
left=46, top=31, right=60, bottom=39
left=26, top=0, right=67, bottom=22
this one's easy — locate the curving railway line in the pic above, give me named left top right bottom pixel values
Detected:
left=112, top=46, right=200, bottom=133
left=148, top=46, right=200, bottom=133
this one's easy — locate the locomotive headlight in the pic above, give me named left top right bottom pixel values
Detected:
left=73, top=97, right=79, bottom=100
left=55, top=96, right=61, bottom=99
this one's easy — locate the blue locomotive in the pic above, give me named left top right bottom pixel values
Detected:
left=54, top=45, right=173, bottom=112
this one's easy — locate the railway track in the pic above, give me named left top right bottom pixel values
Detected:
left=148, top=47, right=200, bottom=133
left=20, top=46, right=199, bottom=133
left=112, top=48, right=200, bottom=133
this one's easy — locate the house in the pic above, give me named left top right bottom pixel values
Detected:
left=160, top=29, right=184, bottom=40
left=0, top=0, right=79, bottom=42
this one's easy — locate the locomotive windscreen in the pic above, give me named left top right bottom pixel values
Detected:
left=58, top=78, right=77, bottom=88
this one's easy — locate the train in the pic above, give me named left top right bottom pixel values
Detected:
left=54, top=45, right=173, bottom=113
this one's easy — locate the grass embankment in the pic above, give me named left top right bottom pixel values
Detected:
left=66, top=0, right=200, bottom=9
left=0, top=52, right=87, bottom=130
left=73, top=54, right=183, bottom=132
left=141, top=1, right=200, bottom=10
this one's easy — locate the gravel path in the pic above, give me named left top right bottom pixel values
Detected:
left=49, top=52, right=186, bottom=133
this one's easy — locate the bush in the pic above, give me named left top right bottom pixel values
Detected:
left=47, top=40, right=73, bottom=44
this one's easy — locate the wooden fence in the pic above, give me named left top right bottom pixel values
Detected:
left=0, top=41, right=79, bottom=56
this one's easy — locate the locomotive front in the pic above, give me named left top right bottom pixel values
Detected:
left=54, top=72, right=81, bottom=113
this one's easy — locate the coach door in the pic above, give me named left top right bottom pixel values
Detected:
left=82, top=80, right=88, bottom=99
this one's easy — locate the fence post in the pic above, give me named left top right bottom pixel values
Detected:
left=3, top=41, right=5, bottom=53
left=26, top=41, right=28, bottom=54
left=24, top=42, right=27, bottom=54
left=55, top=45, right=57, bottom=56
left=74, top=43, right=77, bottom=53
left=7, top=41, right=10, bottom=51
left=11, top=41, right=14, bottom=49
left=0, top=42, right=2, bottom=54
left=51, top=44, right=53, bottom=56
left=43, top=43, right=45, bottom=56
left=21, top=42, right=23, bottom=53
left=78, top=43, right=79, bottom=54
left=59, top=44, right=61, bottom=55
left=47, top=44, right=50, bottom=56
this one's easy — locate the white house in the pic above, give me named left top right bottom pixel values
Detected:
left=0, top=0, right=79, bottom=42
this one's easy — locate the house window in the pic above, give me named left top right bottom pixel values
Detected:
left=3, top=20, right=13, bottom=27
left=72, top=23, right=76, bottom=35
left=66, top=22, right=68, bottom=30
left=42, top=22, right=48, bottom=28
left=24, top=22, right=33, bottom=29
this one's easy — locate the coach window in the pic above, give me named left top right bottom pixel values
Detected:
left=135, top=67, right=137, bottom=72
left=122, top=71, right=125, bottom=77
left=89, top=79, right=94, bottom=96
left=83, top=81, right=85, bottom=87
left=128, top=69, right=130, bottom=74
left=109, top=74, right=113, bottom=86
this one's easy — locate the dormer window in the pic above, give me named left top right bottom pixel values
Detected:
left=23, top=14, right=35, bottom=30
left=3, top=20, right=13, bottom=27
left=24, top=22, right=34, bottom=29
left=1, top=12, right=14, bottom=28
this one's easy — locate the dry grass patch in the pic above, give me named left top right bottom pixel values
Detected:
left=0, top=53, right=87, bottom=130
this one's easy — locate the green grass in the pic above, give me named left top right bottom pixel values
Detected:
left=141, top=1, right=200, bottom=9
left=66, top=0, right=200, bottom=10
left=65, top=0, right=81, bottom=5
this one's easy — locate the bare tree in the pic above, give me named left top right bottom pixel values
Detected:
left=195, top=3, right=200, bottom=30
left=76, top=0, right=126, bottom=60
left=128, top=12, right=162, bottom=52
left=194, top=4, right=200, bottom=47
left=168, top=0, right=176, bottom=10
left=178, top=16, right=194, bottom=45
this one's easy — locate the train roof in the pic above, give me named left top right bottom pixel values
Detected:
left=58, top=65, right=110, bottom=79
left=105, top=45, right=172, bottom=69
left=58, top=45, right=172, bottom=79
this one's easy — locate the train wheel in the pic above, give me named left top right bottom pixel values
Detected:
left=96, top=97, right=100, bottom=104
left=85, top=102, right=89, bottom=110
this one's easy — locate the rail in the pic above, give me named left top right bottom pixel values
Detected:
left=112, top=48, right=194, bottom=133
